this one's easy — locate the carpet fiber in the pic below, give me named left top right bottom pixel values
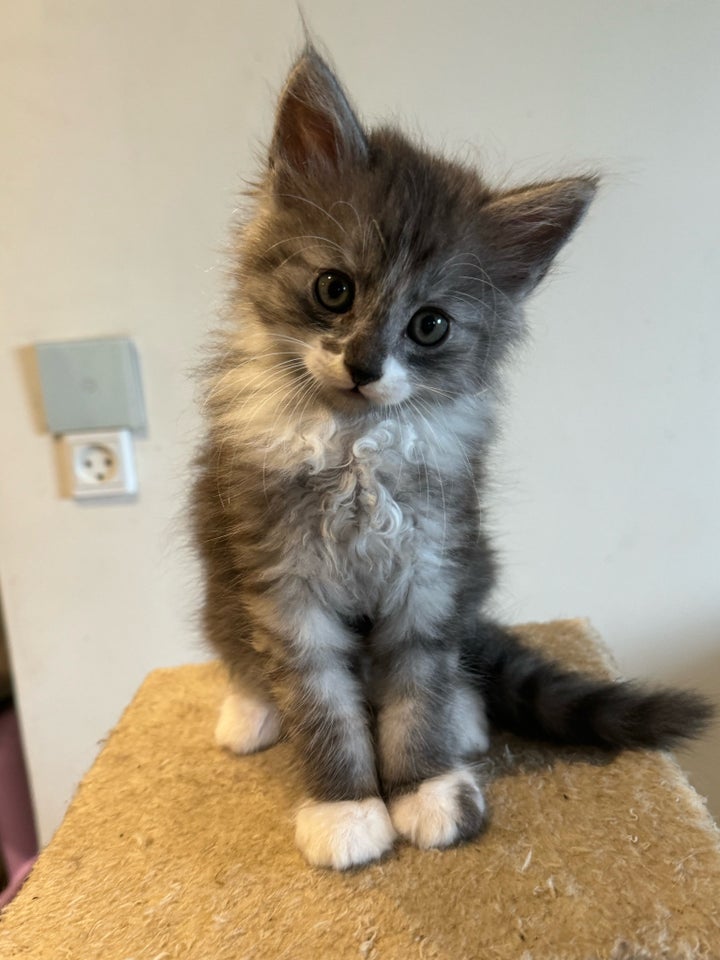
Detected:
left=2, top=620, right=719, bottom=959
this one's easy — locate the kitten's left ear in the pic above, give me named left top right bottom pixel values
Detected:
left=482, top=177, right=598, bottom=296
left=269, top=45, right=368, bottom=178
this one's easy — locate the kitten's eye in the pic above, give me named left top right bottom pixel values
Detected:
left=314, top=270, right=355, bottom=314
left=407, top=308, right=450, bottom=346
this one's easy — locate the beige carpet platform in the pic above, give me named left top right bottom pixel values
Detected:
left=2, top=620, right=719, bottom=960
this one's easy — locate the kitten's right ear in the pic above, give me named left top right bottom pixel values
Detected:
left=269, top=46, right=368, bottom=178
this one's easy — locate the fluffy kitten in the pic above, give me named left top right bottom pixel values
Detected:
left=191, top=46, right=712, bottom=869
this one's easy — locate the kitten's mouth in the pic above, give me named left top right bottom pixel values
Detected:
left=340, top=385, right=369, bottom=402
left=324, top=383, right=373, bottom=410
left=333, top=383, right=403, bottom=409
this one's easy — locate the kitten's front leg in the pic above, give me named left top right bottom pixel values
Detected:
left=374, top=634, right=489, bottom=850
left=252, top=591, right=396, bottom=870
left=214, top=636, right=283, bottom=755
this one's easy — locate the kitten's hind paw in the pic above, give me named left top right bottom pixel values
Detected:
left=295, top=798, right=396, bottom=870
left=214, top=690, right=282, bottom=755
left=390, top=767, right=487, bottom=849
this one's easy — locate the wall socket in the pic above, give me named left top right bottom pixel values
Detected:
left=60, top=430, right=137, bottom=500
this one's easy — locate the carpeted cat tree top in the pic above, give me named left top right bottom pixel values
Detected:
left=1, top=620, right=719, bottom=959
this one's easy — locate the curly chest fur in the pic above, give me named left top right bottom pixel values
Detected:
left=263, top=417, right=456, bottom=613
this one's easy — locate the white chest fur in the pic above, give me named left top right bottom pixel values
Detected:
left=304, top=418, right=429, bottom=555
left=258, top=415, right=451, bottom=617
left=243, top=396, right=494, bottom=626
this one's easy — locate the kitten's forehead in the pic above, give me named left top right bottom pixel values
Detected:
left=272, top=128, right=486, bottom=279
left=366, top=131, right=486, bottom=251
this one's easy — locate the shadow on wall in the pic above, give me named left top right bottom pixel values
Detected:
left=16, top=345, right=46, bottom=437
left=665, top=635, right=720, bottom=825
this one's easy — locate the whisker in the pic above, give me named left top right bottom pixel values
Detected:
left=208, top=356, right=306, bottom=412
left=457, top=276, right=513, bottom=312
left=276, top=243, right=345, bottom=269
left=262, top=372, right=317, bottom=496
left=264, top=332, right=312, bottom=349
left=408, top=399, right=448, bottom=554
left=406, top=398, right=432, bottom=517
left=264, top=234, right=346, bottom=256
left=371, top=219, right=388, bottom=256
left=330, top=199, right=363, bottom=233
left=222, top=360, right=308, bottom=423
left=275, top=194, right=347, bottom=235
left=413, top=395, right=476, bottom=486
left=421, top=384, right=463, bottom=402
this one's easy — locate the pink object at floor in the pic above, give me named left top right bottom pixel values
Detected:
left=0, top=704, right=38, bottom=909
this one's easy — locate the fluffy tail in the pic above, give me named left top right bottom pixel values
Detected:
left=463, top=622, right=714, bottom=750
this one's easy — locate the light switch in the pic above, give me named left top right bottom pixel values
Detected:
left=35, top=338, right=146, bottom=435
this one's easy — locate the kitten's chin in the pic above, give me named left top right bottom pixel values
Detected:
left=323, top=385, right=375, bottom=414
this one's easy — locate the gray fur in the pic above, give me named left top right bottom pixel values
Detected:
left=191, top=47, right=712, bottom=857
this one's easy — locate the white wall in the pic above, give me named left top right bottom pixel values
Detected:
left=1, top=0, right=718, bottom=845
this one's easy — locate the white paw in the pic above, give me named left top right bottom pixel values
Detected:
left=214, top=691, right=281, bottom=754
left=295, top=798, right=396, bottom=870
left=389, top=767, right=486, bottom=849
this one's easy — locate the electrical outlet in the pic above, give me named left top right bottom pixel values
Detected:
left=60, top=429, right=137, bottom=500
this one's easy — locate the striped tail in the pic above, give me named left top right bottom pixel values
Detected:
left=463, top=622, right=714, bottom=750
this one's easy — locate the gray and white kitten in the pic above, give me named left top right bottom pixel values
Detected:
left=191, top=47, right=712, bottom=870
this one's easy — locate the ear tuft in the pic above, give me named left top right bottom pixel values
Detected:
left=269, top=45, right=368, bottom=178
left=482, top=177, right=598, bottom=295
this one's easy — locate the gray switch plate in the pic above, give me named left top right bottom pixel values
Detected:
left=35, top=337, right=146, bottom=434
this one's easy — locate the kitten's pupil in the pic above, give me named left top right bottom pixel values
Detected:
left=420, top=315, right=438, bottom=336
left=315, top=270, right=355, bottom=313
left=328, top=279, right=344, bottom=299
left=407, top=308, right=450, bottom=346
